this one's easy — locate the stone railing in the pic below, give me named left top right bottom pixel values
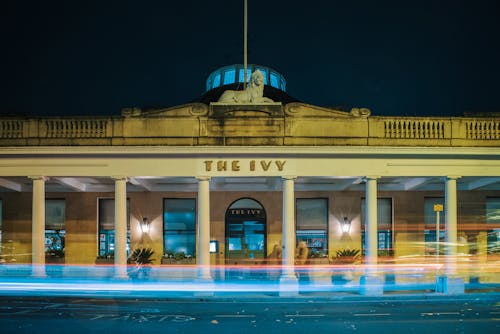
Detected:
left=0, top=119, right=23, bottom=138
left=43, top=119, right=108, bottom=138
left=1, top=115, right=500, bottom=146
left=383, top=119, right=446, bottom=139
left=465, top=120, right=500, bottom=140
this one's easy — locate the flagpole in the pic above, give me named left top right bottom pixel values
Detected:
left=243, top=0, right=248, bottom=90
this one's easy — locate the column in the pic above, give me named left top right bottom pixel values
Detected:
left=114, top=177, right=128, bottom=278
left=196, top=176, right=212, bottom=280
left=31, top=176, right=47, bottom=277
left=436, top=176, right=464, bottom=293
left=360, top=176, right=383, bottom=295
left=365, top=176, right=378, bottom=267
left=281, top=176, right=297, bottom=280
left=445, top=176, right=460, bottom=275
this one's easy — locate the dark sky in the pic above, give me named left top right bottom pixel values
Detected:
left=1, top=0, right=500, bottom=117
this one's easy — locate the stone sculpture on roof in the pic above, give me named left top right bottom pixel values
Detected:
left=218, top=69, right=274, bottom=104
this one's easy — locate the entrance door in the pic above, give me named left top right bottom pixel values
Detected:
left=225, top=198, right=266, bottom=264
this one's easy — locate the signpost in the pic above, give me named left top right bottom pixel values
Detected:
left=434, top=204, right=444, bottom=256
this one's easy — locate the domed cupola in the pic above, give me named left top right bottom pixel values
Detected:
left=194, top=64, right=300, bottom=105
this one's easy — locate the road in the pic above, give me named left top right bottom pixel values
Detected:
left=0, top=295, right=499, bottom=333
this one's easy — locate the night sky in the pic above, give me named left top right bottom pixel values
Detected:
left=1, top=0, right=500, bottom=117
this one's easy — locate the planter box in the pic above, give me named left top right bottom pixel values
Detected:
left=307, top=258, right=330, bottom=265
left=95, top=258, right=114, bottom=265
left=161, top=258, right=196, bottom=265
left=46, top=257, right=65, bottom=264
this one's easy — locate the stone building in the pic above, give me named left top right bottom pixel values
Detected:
left=0, top=64, right=499, bottom=286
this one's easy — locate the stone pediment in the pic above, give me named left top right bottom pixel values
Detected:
left=209, top=102, right=283, bottom=118
left=284, top=102, right=370, bottom=118
left=121, top=101, right=370, bottom=119
left=122, top=103, right=209, bottom=118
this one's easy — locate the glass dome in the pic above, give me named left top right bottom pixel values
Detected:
left=206, top=64, right=286, bottom=92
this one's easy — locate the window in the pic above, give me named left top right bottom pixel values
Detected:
left=0, top=199, right=2, bottom=253
left=270, top=72, right=279, bottom=88
left=223, top=69, right=235, bottom=85
left=361, top=198, right=393, bottom=256
left=487, top=197, right=500, bottom=224
left=296, top=198, right=328, bottom=258
left=98, top=198, right=130, bottom=257
left=45, top=199, right=65, bottom=259
left=424, top=197, right=445, bottom=255
left=164, top=199, right=196, bottom=258
left=486, top=198, right=500, bottom=254
left=212, top=73, right=221, bottom=88
left=238, top=69, right=252, bottom=83
left=280, top=78, right=286, bottom=91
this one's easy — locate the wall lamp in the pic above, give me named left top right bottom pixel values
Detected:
left=341, top=216, right=351, bottom=234
left=141, top=217, right=151, bottom=234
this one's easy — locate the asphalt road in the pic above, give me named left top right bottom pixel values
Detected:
left=0, top=295, right=499, bottom=333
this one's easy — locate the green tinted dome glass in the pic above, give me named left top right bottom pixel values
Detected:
left=206, top=64, right=286, bottom=92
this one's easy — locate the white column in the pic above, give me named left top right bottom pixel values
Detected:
left=281, top=176, right=296, bottom=279
left=445, top=176, right=460, bottom=275
left=197, top=176, right=212, bottom=280
left=365, top=176, right=379, bottom=268
left=114, top=177, right=128, bottom=278
left=31, top=176, right=47, bottom=277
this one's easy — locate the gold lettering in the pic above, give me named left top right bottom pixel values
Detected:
left=275, top=160, right=286, bottom=171
left=232, top=160, right=240, bottom=171
left=250, top=160, right=256, bottom=171
left=217, top=161, right=227, bottom=171
left=204, top=160, right=213, bottom=172
left=260, top=160, right=272, bottom=171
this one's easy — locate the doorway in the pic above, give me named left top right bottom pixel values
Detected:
left=225, top=198, right=266, bottom=264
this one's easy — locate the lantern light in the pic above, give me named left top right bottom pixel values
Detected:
left=141, top=217, right=150, bottom=234
left=341, top=216, right=351, bottom=234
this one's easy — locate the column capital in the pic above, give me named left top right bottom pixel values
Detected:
left=111, top=176, right=128, bottom=182
left=363, top=176, right=380, bottom=182
left=445, top=175, right=462, bottom=180
left=281, top=175, right=297, bottom=181
left=28, top=176, right=49, bottom=181
left=196, top=176, right=211, bottom=182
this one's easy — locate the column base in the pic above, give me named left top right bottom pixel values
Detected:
left=193, top=278, right=215, bottom=297
left=279, top=275, right=299, bottom=297
left=197, top=266, right=213, bottom=282
left=436, top=275, right=464, bottom=294
left=114, top=265, right=129, bottom=280
left=359, top=275, right=383, bottom=296
left=31, top=264, right=46, bottom=278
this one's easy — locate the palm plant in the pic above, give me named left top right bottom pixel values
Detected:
left=129, top=248, right=155, bottom=265
left=331, top=248, right=361, bottom=264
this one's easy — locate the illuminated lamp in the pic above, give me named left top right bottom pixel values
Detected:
left=341, top=217, right=351, bottom=234
left=141, top=217, right=151, bottom=234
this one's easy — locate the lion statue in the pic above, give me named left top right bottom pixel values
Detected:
left=218, top=69, right=274, bottom=103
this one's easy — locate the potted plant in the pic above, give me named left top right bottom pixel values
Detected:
left=161, top=250, right=195, bottom=264
left=45, top=249, right=65, bottom=264
left=129, top=247, right=155, bottom=265
left=331, top=248, right=361, bottom=265
left=331, top=248, right=361, bottom=283
left=128, top=248, right=155, bottom=279
left=307, top=249, right=329, bottom=265
left=95, top=253, right=114, bottom=264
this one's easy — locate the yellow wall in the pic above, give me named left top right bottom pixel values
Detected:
left=1, top=190, right=499, bottom=266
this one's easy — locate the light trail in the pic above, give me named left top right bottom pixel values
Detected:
left=0, top=263, right=498, bottom=298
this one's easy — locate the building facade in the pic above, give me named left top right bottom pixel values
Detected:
left=1, top=65, right=499, bottom=284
